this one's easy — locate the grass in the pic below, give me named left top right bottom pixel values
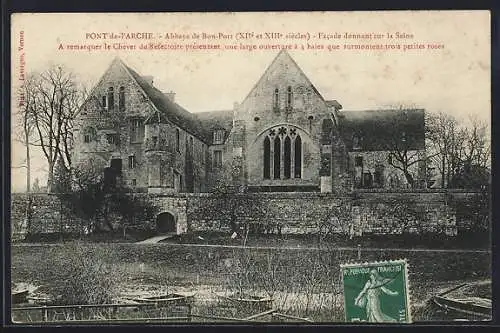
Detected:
left=172, top=231, right=490, bottom=249
left=11, top=242, right=491, bottom=322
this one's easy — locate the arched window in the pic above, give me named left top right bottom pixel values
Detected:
left=286, top=86, right=293, bottom=108
left=262, top=126, right=303, bottom=180
left=284, top=136, right=291, bottom=179
left=175, top=129, right=180, bottom=152
left=273, top=88, right=279, bottom=109
left=294, top=135, right=302, bottom=178
left=107, top=87, right=114, bottom=110
left=119, top=86, right=125, bottom=111
left=263, top=137, right=271, bottom=179
left=274, top=136, right=281, bottom=179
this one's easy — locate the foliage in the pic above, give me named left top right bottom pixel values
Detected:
left=47, top=242, right=120, bottom=305
left=56, top=158, right=158, bottom=235
left=316, top=202, right=353, bottom=249
left=449, top=190, right=490, bottom=232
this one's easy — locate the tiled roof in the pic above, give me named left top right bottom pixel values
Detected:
left=338, top=109, right=425, bottom=151
left=124, top=64, right=212, bottom=143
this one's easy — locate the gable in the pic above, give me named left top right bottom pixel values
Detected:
left=81, top=57, right=213, bottom=143
left=238, top=50, right=328, bottom=113
left=79, top=58, right=145, bottom=117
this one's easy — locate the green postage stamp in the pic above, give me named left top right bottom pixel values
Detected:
left=341, top=259, right=412, bottom=323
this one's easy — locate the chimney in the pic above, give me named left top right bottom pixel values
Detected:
left=164, top=91, right=175, bottom=103
left=142, top=75, right=154, bottom=86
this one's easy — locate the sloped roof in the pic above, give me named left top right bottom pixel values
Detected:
left=124, top=63, right=212, bottom=143
left=196, top=110, right=234, bottom=143
left=325, top=100, right=343, bottom=110
left=339, top=109, right=425, bottom=151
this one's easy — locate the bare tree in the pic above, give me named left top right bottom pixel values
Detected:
left=461, top=115, right=490, bottom=170
left=426, top=112, right=490, bottom=188
left=383, top=108, right=429, bottom=188
left=27, top=65, right=87, bottom=192
left=426, top=111, right=466, bottom=188
left=13, top=74, right=38, bottom=193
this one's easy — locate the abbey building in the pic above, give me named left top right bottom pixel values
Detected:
left=73, top=50, right=426, bottom=194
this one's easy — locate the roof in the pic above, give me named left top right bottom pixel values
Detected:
left=325, top=100, right=343, bottom=110
left=123, top=63, right=212, bottom=143
left=196, top=110, right=234, bottom=143
left=339, top=109, right=425, bottom=151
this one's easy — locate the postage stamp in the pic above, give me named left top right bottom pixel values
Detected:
left=341, top=259, right=412, bottom=323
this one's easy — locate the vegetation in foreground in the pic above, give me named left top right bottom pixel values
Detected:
left=11, top=242, right=491, bottom=322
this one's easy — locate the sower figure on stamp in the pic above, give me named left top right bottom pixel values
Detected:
left=354, top=269, right=399, bottom=322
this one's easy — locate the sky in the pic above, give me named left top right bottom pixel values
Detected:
left=10, top=11, right=491, bottom=192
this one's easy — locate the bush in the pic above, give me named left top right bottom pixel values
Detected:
left=48, top=242, right=120, bottom=305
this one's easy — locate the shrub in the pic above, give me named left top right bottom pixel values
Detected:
left=48, top=242, right=120, bottom=305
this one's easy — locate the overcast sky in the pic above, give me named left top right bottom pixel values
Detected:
left=10, top=11, right=490, bottom=192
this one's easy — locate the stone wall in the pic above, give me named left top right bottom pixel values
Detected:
left=11, top=191, right=487, bottom=239
left=11, top=194, right=84, bottom=236
left=186, top=191, right=461, bottom=236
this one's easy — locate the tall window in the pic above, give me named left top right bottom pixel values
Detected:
left=294, top=135, right=302, bottom=178
left=263, top=126, right=302, bottom=180
left=273, top=88, right=279, bottom=109
left=119, top=86, right=125, bottom=111
left=102, top=96, right=107, bottom=109
left=263, top=137, right=271, bottom=179
left=128, top=155, right=136, bottom=169
left=213, top=150, right=223, bottom=168
left=273, top=136, right=281, bottom=179
left=284, top=136, right=291, bottom=179
left=107, top=87, right=114, bottom=110
left=130, top=119, right=144, bottom=143
left=175, top=129, right=180, bottom=152
left=286, top=86, right=293, bottom=108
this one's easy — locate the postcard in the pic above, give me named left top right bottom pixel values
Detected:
left=10, top=11, right=491, bottom=324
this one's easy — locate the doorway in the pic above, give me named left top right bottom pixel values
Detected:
left=156, top=212, right=176, bottom=233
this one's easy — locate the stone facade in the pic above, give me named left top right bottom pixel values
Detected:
left=74, top=58, right=209, bottom=194
left=72, top=50, right=426, bottom=195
